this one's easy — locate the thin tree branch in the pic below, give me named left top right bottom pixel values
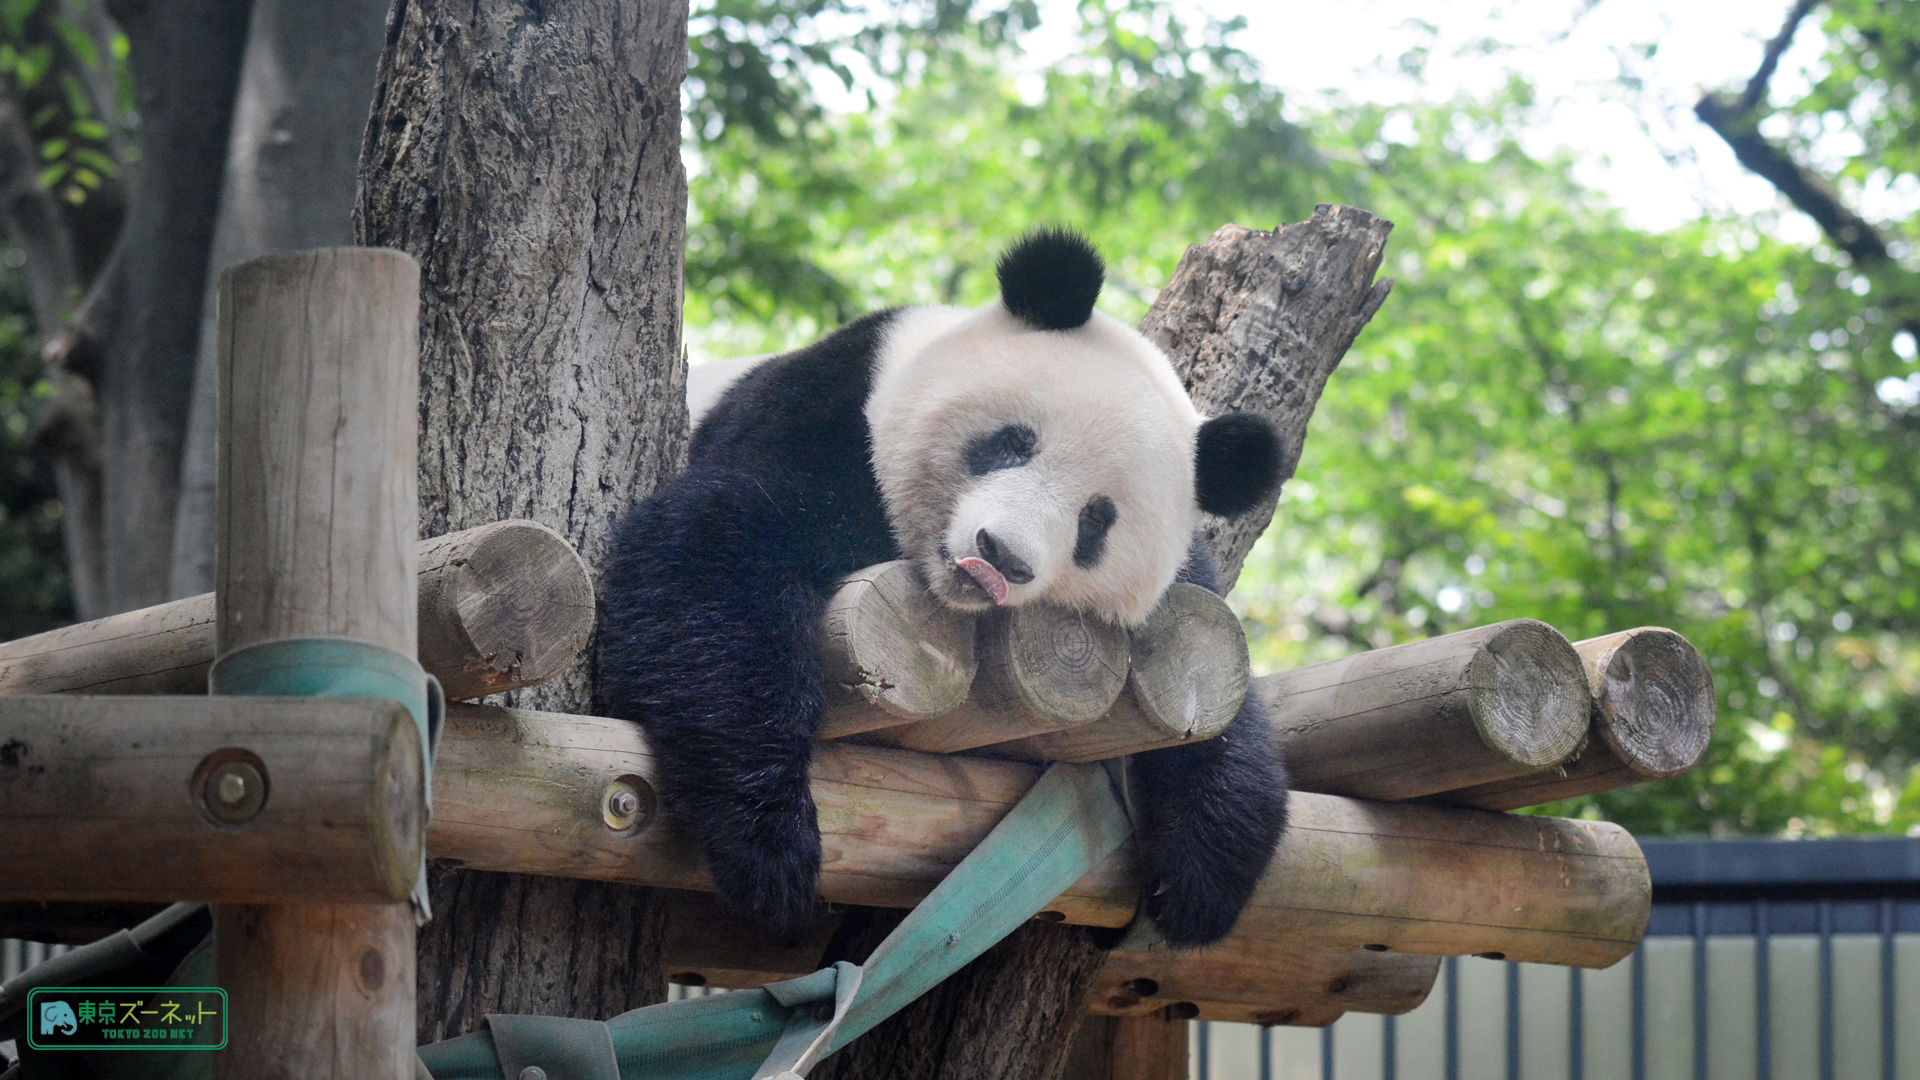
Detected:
left=1696, top=0, right=1891, bottom=267
left=1742, top=0, right=1820, bottom=113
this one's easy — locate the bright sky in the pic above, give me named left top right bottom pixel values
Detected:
left=1035, top=0, right=1833, bottom=238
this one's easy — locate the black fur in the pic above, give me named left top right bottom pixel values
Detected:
left=1132, top=537, right=1290, bottom=946
left=1196, top=413, right=1286, bottom=516
left=996, top=227, right=1104, bottom=330
left=600, top=310, right=902, bottom=943
left=600, top=302, right=1289, bottom=949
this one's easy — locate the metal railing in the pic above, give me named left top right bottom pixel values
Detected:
left=1195, top=836, right=1920, bottom=1080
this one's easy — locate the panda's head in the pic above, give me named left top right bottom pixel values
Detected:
left=866, top=228, right=1285, bottom=626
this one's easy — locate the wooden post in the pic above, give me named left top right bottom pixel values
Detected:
left=212, top=248, right=420, bottom=1079
left=1259, top=618, right=1591, bottom=799
left=0, top=696, right=421, bottom=903
left=1061, top=1015, right=1191, bottom=1080
left=1441, top=628, right=1718, bottom=810
left=864, top=603, right=1131, bottom=753
left=0, top=519, right=592, bottom=700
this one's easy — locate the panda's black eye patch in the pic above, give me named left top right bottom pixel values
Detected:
left=965, top=424, right=1038, bottom=475
left=1074, top=495, right=1117, bottom=568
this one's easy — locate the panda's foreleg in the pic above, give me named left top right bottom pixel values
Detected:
left=599, top=470, right=834, bottom=944
left=1123, top=532, right=1291, bottom=947
left=1126, top=693, right=1289, bottom=947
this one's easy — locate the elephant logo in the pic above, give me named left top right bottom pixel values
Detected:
left=39, top=1000, right=78, bottom=1035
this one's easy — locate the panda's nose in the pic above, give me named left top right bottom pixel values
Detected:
left=975, top=529, right=1035, bottom=584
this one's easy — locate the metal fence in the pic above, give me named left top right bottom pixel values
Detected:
left=1195, top=836, right=1920, bottom=1080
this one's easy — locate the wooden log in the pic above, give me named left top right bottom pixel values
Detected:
left=212, top=247, right=420, bottom=1080
left=0, top=519, right=592, bottom=701
left=429, top=702, right=1134, bottom=928
left=658, top=887, right=843, bottom=990
left=1441, top=628, right=1718, bottom=810
left=816, top=561, right=977, bottom=738
left=1260, top=619, right=1590, bottom=800
left=860, top=602, right=1130, bottom=753
left=1085, top=941, right=1439, bottom=1028
left=427, top=705, right=1649, bottom=968
left=1061, top=1014, right=1191, bottom=1080
left=986, top=583, right=1248, bottom=763
left=415, top=519, right=596, bottom=701
left=0, top=695, right=422, bottom=904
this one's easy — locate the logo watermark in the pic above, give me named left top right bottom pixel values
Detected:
left=26, top=987, right=227, bottom=1050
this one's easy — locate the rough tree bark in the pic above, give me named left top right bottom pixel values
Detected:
left=168, top=0, right=392, bottom=599
left=823, top=208, right=1394, bottom=1080
left=354, top=0, right=689, bottom=1043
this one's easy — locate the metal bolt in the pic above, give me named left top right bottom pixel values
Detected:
left=198, top=756, right=267, bottom=825
left=217, top=771, right=249, bottom=805
left=601, top=776, right=655, bottom=833
left=519, top=1068, right=547, bottom=1080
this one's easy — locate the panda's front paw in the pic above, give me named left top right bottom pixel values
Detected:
left=702, top=802, right=825, bottom=945
left=1140, top=872, right=1251, bottom=948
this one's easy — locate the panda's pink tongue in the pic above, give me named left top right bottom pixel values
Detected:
left=955, top=557, right=1010, bottom=605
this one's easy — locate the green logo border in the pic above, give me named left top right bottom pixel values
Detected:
left=25, top=986, right=229, bottom=1051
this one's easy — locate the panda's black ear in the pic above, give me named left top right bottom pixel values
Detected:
left=1195, top=414, right=1286, bottom=516
left=997, top=227, right=1104, bottom=330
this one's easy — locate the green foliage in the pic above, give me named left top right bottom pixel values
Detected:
left=0, top=0, right=126, bottom=207
left=685, top=0, right=1920, bottom=836
left=684, top=0, right=1321, bottom=356
left=1242, top=93, right=1920, bottom=836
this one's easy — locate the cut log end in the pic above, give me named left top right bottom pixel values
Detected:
left=421, top=519, right=596, bottom=702
left=976, top=602, right=1131, bottom=725
left=1466, top=618, right=1592, bottom=769
left=819, top=561, right=976, bottom=731
left=1123, top=582, right=1248, bottom=741
left=1583, top=627, right=1717, bottom=778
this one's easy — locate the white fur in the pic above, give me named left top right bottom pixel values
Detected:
left=867, top=303, right=1202, bottom=627
left=686, top=353, right=773, bottom=428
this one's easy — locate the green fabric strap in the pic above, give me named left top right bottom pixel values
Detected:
left=416, top=760, right=1135, bottom=1080
left=485, top=1015, right=621, bottom=1080
left=209, top=637, right=444, bottom=920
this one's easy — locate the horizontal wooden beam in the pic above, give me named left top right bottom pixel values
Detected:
left=1259, top=619, right=1591, bottom=799
left=0, top=519, right=592, bottom=702
left=0, top=695, right=423, bottom=904
left=1087, top=942, right=1440, bottom=1027
left=1440, top=628, right=1718, bottom=810
left=427, top=704, right=1648, bottom=969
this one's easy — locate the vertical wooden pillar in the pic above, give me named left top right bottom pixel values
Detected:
left=1061, top=1014, right=1193, bottom=1080
left=212, top=248, right=421, bottom=1078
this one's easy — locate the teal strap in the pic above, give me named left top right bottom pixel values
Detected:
left=210, top=637, right=445, bottom=921
left=486, top=1015, right=620, bottom=1080
left=416, top=761, right=1135, bottom=1080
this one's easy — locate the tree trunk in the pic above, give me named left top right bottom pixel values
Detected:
left=825, top=210, right=1393, bottom=1080
left=168, top=0, right=392, bottom=600
left=354, top=0, right=689, bottom=1044
left=94, top=0, right=252, bottom=615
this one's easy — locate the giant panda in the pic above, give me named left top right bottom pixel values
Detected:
left=600, top=229, right=1289, bottom=947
